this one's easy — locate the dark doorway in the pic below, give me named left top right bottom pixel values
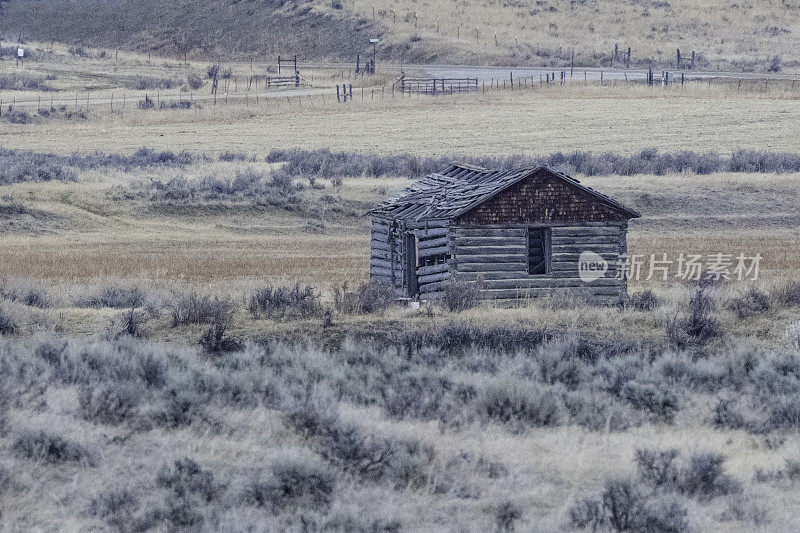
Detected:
left=527, top=227, right=551, bottom=275
left=404, top=233, right=418, bottom=296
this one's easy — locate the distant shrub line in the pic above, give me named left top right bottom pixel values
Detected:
left=4, top=146, right=800, bottom=186
left=267, top=148, right=800, bottom=178
left=0, top=73, right=54, bottom=91
left=0, top=147, right=194, bottom=184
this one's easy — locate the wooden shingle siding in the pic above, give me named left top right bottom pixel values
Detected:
left=456, top=170, right=627, bottom=226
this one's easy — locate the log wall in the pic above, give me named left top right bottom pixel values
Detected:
left=369, top=217, right=405, bottom=293
left=450, top=223, right=628, bottom=304
left=371, top=216, right=631, bottom=304
left=412, top=221, right=452, bottom=295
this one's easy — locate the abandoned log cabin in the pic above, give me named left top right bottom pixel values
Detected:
left=369, top=163, right=641, bottom=304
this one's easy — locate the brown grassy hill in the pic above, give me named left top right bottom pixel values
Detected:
left=0, top=0, right=384, bottom=61
left=2, top=0, right=799, bottom=70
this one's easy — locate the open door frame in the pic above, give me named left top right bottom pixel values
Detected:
left=403, top=233, right=419, bottom=297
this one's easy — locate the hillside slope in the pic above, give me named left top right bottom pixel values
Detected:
left=2, top=0, right=799, bottom=70
left=0, top=0, right=384, bottom=60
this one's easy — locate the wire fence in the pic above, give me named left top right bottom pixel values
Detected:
left=2, top=69, right=799, bottom=118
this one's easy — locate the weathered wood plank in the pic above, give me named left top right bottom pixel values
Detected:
left=550, top=244, right=621, bottom=254
left=419, top=272, right=451, bottom=284
left=417, top=236, right=449, bottom=250
left=407, top=219, right=448, bottom=229
left=551, top=227, right=622, bottom=237
left=551, top=252, right=619, bottom=262
left=417, top=263, right=449, bottom=276
left=453, top=254, right=525, bottom=264
left=457, top=262, right=528, bottom=272
left=451, top=228, right=527, bottom=238
left=482, top=278, right=622, bottom=290
left=371, top=248, right=394, bottom=261
left=420, top=280, right=449, bottom=294
left=453, top=246, right=525, bottom=255
left=415, top=227, right=448, bottom=238
left=418, top=245, right=450, bottom=259
left=454, top=271, right=529, bottom=281
left=550, top=235, right=622, bottom=246
left=453, top=222, right=625, bottom=229
left=370, top=266, right=393, bottom=277
left=371, top=239, right=391, bottom=251
left=452, top=237, right=526, bottom=247
left=370, top=258, right=393, bottom=269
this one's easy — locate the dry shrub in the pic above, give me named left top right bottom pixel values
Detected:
left=495, top=500, right=523, bottom=532
left=569, top=477, right=688, bottom=533
left=248, top=284, right=322, bottom=320
left=244, top=450, right=336, bottom=510
left=442, top=278, right=482, bottom=312
left=772, top=281, right=800, bottom=307
left=157, top=458, right=219, bottom=503
left=282, top=390, right=434, bottom=487
left=667, top=288, right=722, bottom=348
left=477, top=379, right=562, bottom=430
left=79, top=383, right=142, bottom=425
left=12, top=430, right=95, bottom=465
left=199, top=305, right=241, bottom=354
left=76, top=286, right=144, bottom=309
left=621, top=380, right=679, bottom=423
left=0, top=305, right=16, bottom=335
left=627, top=289, right=660, bottom=311
left=171, top=293, right=234, bottom=326
left=727, top=288, right=771, bottom=319
left=333, top=282, right=395, bottom=315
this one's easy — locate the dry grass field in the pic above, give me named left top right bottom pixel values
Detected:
left=3, top=41, right=800, bottom=158
left=2, top=35, right=800, bottom=533
left=348, top=0, right=800, bottom=69
left=1, top=168, right=799, bottom=285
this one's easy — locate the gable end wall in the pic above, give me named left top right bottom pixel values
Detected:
left=455, top=169, right=628, bottom=226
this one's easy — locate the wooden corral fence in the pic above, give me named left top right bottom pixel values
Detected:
left=246, top=74, right=307, bottom=90
left=396, top=76, right=478, bottom=95
left=266, top=75, right=303, bottom=89
left=277, top=55, right=298, bottom=75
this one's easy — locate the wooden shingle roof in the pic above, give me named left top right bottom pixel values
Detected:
left=371, top=163, right=641, bottom=221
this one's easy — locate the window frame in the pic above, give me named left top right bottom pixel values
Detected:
left=526, top=227, right=552, bottom=276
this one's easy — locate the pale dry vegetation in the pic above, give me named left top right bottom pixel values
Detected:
left=0, top=143, right=798, bottom=529
left=1, top=23, right=799, bottom=530
left=1, top=276, right=800, bottom=530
